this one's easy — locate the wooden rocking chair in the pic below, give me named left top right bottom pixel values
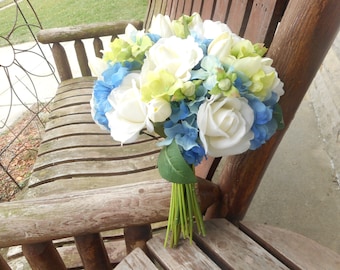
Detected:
left=1, top=0, right=340, bottom=269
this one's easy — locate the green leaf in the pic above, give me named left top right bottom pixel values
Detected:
left=273, top=103, right=285, bottom=130
left=158, top=141, right=197, bottom=184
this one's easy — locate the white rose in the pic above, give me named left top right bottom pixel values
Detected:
left=207, top=32, right=234, bottom=63
left=141, top=36, right=203, bottom=82
left=197, top=95, right=254, bottom=157
left=202, top=20, right=231, bottom=39
left=189, top=13, right=231, bottom=40
left=149, top=14, right=174, bottom=37
left=106, top=72, right=153, bottom=144
left=147, top=98, right=171, bottom=123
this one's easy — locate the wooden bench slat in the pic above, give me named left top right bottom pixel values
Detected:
left=212, top=0, right=231, bottom=22
left=29, top=156, right=158, bottom=187
left=22, top=171, right=162, bottom=198
left=243, top=0, right=288, bottom=46
left=41, top=123, right=108, bottom=142
left=193, top=219, right=288, bottom=269
left=49, top=104, right=91, bottom=118
left=115, top=247, right=158, bottom=270
left=191, top=0, right=203, bottom=14
left=53, top=88, right=91, bottom=103
left=56, top=76, right=96, bottom=88
left=147, top=234, right=221, bottom=270
left=33, top=144, right=160, bottom=171
left=51, top=95, right=92, bottom=111
left=55, top=78, right=95, bottom=95
left=37, top=133, right=158, bottom=155
left=226, top=0, right=252, bottom=35
left=45, top=113, right=95, bottom=130
left=239, top=221, right=340, bottom=270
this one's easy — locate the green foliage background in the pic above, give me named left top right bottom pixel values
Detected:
left=0, top=0, right=148, bottom=46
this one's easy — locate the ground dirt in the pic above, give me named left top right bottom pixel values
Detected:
left=0, top=105, right=47, bottom=202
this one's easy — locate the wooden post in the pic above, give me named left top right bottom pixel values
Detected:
left=52, top=43, right=72, bottom=81
left=124, top=224, right=152, bottom=255
left=74, top=233, right=112, bottom=270
left=22, top=241, right=67, bottom=270
left=0, top=254, right=11, bottom=270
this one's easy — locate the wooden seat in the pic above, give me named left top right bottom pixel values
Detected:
left=0, top=0, right=340, bottom=269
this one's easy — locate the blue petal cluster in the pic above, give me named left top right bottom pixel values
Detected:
left=242, top=93, right=278, bottom=149
left=158, top=101, right=206, bottom=166
left=92, top=62, right=129, bottom=129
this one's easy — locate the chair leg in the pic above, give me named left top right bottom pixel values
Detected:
left=0, top=254, right=11, bottom=270
left=22, top=241, right=67, bottom=270
left=74, top=233, right=112, bottom=270
left=124, top=224, right=152, bottom=255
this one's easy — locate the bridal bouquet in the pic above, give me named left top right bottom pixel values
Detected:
left=90, top=13, right=284, bottom=247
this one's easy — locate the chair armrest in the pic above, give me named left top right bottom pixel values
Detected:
left=0, top=177, right=220, bottom=248
left=0, top=179, right=171, bottom=248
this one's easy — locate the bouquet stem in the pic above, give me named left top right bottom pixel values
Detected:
left=164, top=182, right=206, bottom=248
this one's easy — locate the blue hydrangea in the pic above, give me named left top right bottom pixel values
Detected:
left=250, top=119, right=278, bottom=149
left=92, top=62, right=129, bottom=130
left=158, top=118, right=205, bottom=165
left=190, top=32, right=212, bottom=56
left=182, top=144, right=206, bottom=166
left=246, top=94, right=273, bottom=125
left=244, top=94, right=279, bottom=149
left=147, top=33, right=161, bottom=44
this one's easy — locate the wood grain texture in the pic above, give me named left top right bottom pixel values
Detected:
left=115, top=247, right=158, bottom=270
left=22, top=241, right=67, bottom=270
left=0, top=180, right=171, bottom=248
left=37, top=20, right=143, bottom=43
left=194, top=219, right=288, bottom=269
left=74, top=233, right=112, bottom=270
left=147, top=233, right=220, bottom=270
left=240, top=221, right=340, bottom=270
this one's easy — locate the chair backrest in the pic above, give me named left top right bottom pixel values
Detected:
left=145, top=0, right=288, bottom=47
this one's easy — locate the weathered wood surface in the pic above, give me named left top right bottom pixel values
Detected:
left=146, top=219, right=287, bottom=269
left=115, top=247, right=158, bottom=270
left=240, top=221, right=340, bottom=270
left=7, top=234, right=127, bottom=269
left=0, top=254, right=11, bottom=270
left=0, top=180, right=171, bottom=248
left=194, top=219, right=288, bottom=269
left=38, top=21, right=143, bottom=80
left=147, top=233, right=221, bottom=269
left=22, top=241, right=67, bottom=270
left=0, top=178, right=219, bottom=248
left=37, top=20, right=143, bottom=43
left=27, top=79, right=162, bottom=190
left=74, top=233, right=111, bottom=270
